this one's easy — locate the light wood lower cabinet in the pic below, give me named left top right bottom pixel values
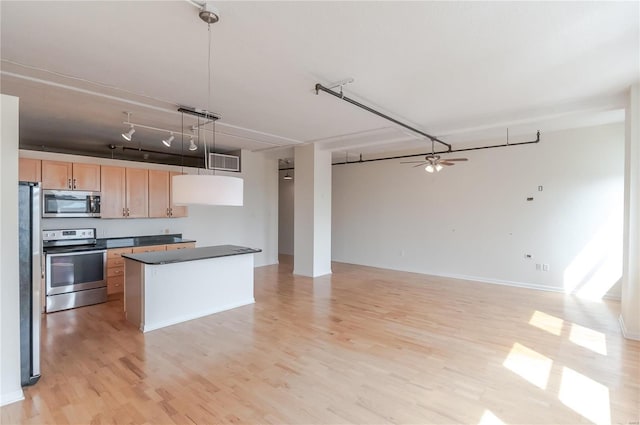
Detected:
left=165, top=242, right=196, bottom=250
left=131, top=245, right=167, bottom=254
left=107, top=248, right=132, bottom=295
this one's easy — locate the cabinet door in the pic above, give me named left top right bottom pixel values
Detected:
left=72, top=163, right=101, bottom=191
left=148, top=170, right=170, bottom=218
left=42, top=160, right=72, bottom=189
left=169, top=172, right=188, bottom=218
left=126, top=168, right=148, bottom=218
left=100, top=166, right=126, bottom=218
left=18, top=158, right=41, bottom=182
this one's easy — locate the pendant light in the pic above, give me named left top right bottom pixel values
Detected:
left=172, top=2, right=243, bottom=207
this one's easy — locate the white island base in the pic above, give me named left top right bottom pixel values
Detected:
left=123, top=246, right=258, bottom=333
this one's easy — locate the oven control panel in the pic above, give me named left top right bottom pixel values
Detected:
left=43, top=228, right=96, bottom=242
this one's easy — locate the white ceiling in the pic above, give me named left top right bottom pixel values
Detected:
left=1, top=1, right=638, bottom=164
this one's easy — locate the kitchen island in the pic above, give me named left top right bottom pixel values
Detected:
left=122, top=245, right=261, bottom=333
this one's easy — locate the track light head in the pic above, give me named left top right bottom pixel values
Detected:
left=122, top=125, right=135, bottom=141
left=162, top=133, right=175, bottom=148
left=188, top=137, right=198, bottom=151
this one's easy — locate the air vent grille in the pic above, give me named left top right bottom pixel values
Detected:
left=208, top=153, right=240, bottom=172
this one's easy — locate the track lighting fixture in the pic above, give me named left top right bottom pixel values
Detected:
left=162, top=133, right=175, bottom=147
left=122, top=125, right=135, bottom=141
left=188, top=136, right=198, bottom=151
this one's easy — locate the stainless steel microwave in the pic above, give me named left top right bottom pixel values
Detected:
left=42, top=190, right=101, bottom=218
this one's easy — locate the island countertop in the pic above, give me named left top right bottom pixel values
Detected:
left=121, top=244, right=261, bottom=265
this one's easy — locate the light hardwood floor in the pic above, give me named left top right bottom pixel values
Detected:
left=2, top=257, right=638, bottom=424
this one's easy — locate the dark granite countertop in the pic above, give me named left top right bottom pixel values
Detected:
left=43, top=234, right=196, bottom=254
left=122, top=244, right=261, bottom=265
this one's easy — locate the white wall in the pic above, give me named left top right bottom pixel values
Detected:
left=621, top=83, right=640, bottom=339
left=332, top=123, right=625, bottom=298
left=1, top=94, right=24, bottom=406
left=278, top=169, right=294, bottom=255
left=21, top=149, right=279, bottom=267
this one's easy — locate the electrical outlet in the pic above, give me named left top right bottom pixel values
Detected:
left=542, top=264, right=550, bottom=272
left=400, top=249, right=405, bottom=257
left=536, top=263, right=542, bottom=271
left=538, top=185, right=543, bottom=191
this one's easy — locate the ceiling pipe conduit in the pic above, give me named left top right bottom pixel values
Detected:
left=327, top=131, right=540, bottom=166
left=314, top=83, right=452, bottom=151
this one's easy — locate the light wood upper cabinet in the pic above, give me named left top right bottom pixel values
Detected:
left=148, top=170, right=189, bottom=218
left=125, top=168, right=148, bottom=218
left=100, top=166, right=126, bottom=218
left=41, top=160, right=100, bottom=191
left=101, top=166, right=148, bottom=218
left=18, top=158, right=41, bottom=182
left=169, top=172, right=188, bottom=218
left=148, top=170, right=170, bottom=218
left=41, top=160, right=72, bottom=190
left=72, top=163, right=101, bottom=191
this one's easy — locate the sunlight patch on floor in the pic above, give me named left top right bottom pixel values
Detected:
left=529, top=310, right=564, bottom=336
left=478, top=409, right=506, bottom=425
left=503, top=343, right=553, bottom=390
left=569, top=323, right=608, bottom=356
left=559, top=367, right=611, bottom=425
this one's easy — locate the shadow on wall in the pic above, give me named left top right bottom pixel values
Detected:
left=563, top=209, right=623, bottom=300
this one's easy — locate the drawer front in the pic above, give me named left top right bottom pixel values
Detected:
left=107, top=276, right=124, bottom=294
left=131, top=245, right=166, bottom=253
left=165, top=242, right=195, bottom=251
left=108, top=257, right=125, bottom=268
left=107, top=266, right=124, bottom=278
left=107, top=248, right=133, bottom=259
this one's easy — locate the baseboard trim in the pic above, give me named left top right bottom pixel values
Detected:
left=332, top=259, right=621, bottom=300
left=142, top=298, right=255, bottom=333
left=619, top=315, right=640, bottom=340
left=0, top=389, right=24, bottom=407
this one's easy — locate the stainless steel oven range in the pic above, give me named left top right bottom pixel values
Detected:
left=43, top=228, right=107, bottom=312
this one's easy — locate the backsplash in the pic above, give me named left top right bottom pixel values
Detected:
left=42, top=217, right=188, bottom=239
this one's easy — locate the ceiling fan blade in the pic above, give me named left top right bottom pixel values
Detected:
left=400, top=161, right=427, bottom=164
left=440, top=161, right=456, bottom=166
left=444, top=158, right=468, bottom=161
left=412, top=163, right=427, bottom=168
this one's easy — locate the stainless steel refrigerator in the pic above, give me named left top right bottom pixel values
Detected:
left=18, top=181, right=41, bottom=386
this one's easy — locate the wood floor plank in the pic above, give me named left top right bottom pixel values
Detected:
left=2, top=256, right=638, bottom=424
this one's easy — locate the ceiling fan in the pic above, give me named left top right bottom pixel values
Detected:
left=401, top=140, right=468, bottom=173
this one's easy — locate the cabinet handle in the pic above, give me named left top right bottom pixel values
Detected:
left=73, top=178, right=77, bottom=189
left=123, top=208, right=126, bottom=217
left=68, top=178, right=72, bottom=189
left=127, top=208, right=130, bottom=217
left=166, top=207, right=170, bottom=217
left=169, top=207, right=173, bottom=217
